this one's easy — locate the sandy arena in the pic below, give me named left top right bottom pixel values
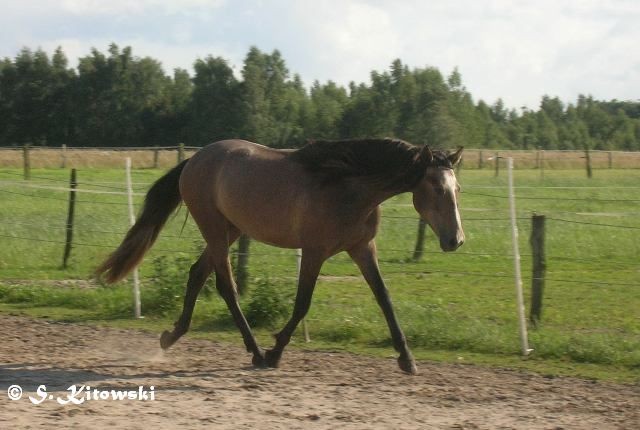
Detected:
left=1, top=314, right=638, bottom=429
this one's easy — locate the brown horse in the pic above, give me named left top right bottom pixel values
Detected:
left=96, top=138, right=464, bottom=374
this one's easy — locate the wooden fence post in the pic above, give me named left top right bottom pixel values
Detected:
left=236, top=234, right=251, bottom=295
left=529, top=214, right=546, bottom=327
left=608, top=151, right=613, bottom=169
left=412, top=219, right=427, bottom=261
left=584, top=147, right=593, bottom=178
left=62, top=168, right=77, bottom=268
left=494, top=152, right=500, bottom=177
left=23, top=144, right=31, bottom=180
left=177, top=143, right=185, bottom=164
left=153, top=146, right=160, bottom=168
left=478, top=150, right=483, bottom=169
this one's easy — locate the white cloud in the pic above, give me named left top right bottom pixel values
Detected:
left=0, top=0, right=638, bottom=109
left=60, top=0, right=225, bottom=16
left=289, top=1, right=400, bottom=85
left=359, top=0, right=640, bottom=108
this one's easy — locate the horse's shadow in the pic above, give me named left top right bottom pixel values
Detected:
left=1, top=364, right=118, bottom=392
left=0, top=363, right=241, bottom=393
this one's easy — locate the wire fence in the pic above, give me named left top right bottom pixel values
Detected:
left=0, top=166, right=638, bottom=289
left=2, top=160, right=639, bottom=372
left=2, top=145, right=640, bottom=169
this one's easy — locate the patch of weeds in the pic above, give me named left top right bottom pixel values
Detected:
left=244, top=277, right=292, bottom=328
left=143, top=254, right=191, bottom=316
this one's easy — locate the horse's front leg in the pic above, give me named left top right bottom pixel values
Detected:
left=348, top=240, right=417, bottom=375
left=265, top=249, right=324, bottom=368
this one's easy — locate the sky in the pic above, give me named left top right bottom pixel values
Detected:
left=1, top=0, right=639, bottom=110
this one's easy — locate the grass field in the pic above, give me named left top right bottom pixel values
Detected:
left=0, top=165, right=638, bottom=382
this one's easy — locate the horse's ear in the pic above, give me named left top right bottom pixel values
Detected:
left=420, top=145, right=434, bottom=164
left=448, top=146, right=464, bottom=166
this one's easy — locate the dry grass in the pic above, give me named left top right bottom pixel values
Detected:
left=463, top=149, right=640, bottom=169
left=1, top=147, right=639, bottom=169
left=0, top=147, right=198, bottom=169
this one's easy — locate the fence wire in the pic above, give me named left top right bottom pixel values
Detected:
left=1, top=165, right=638, bottom=289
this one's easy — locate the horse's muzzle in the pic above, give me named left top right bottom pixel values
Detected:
left=440, top=236, right=464, bottom=252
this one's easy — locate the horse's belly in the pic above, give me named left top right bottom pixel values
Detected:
left=253, top=234, right=300, bottom=249
left=235, top=219, right=302, bottom=249
left=219, top=201, right=304, bottom=249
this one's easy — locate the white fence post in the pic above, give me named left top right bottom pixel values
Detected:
left=507, top=158, right=532, bottom=356
left=125, top=157, right=142, bottom=319
left=61, top=144, right=67, bottom=168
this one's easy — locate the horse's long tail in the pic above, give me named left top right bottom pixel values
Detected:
left=96, top=159, right=189, bottom=283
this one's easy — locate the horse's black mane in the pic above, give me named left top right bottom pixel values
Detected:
left=291, top=138, right=451, bottom=191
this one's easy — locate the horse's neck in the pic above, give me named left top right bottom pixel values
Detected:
left=349, top=182, right=405, bottom=215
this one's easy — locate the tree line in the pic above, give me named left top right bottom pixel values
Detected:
left=1, top=44, right=639, bottom=151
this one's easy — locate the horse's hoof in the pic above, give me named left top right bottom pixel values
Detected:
left=160, top=330, right=175, bottom=350
left=398, top=356, right=418, bottom=375
left=265, top=349, right=282, bottom=368
left=251, top=349, right=267, bottom=367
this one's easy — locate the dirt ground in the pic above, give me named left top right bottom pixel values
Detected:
left=0, top=314, right=638, bottom=429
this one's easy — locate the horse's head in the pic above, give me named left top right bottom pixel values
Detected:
left=412, top=146, right=464, bottom=252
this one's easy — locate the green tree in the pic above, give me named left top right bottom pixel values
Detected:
left=74, top=44, right=172, bottom=147
left=535, top=111, right=560, bottom=149
left=476, top=101, right=511, bottom=148
left=540, top=95, right=565, bottom=123
left=304, top=80, right=348, bottom=140
left=239, top=47, right=305, bottom=147
left=162, top=68, right=193, bottom=145
left=2, top=44, right=639, bottom=151
left=47, top=48, right=77, bottom=146
left=490, top=99, right=508, bottom=125
left=609, top=109, right=638, bottom=150
left=0, top=57, right=18, bottom=144
left=2, top=48, right=55, bottom=145
left=187, top=56, right=240, bottom=145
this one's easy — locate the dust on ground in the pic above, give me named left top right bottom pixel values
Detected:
left=1, top=314, right=638, bottom=429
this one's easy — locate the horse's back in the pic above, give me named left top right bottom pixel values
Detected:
left=179, top=140, right=310, bottom=247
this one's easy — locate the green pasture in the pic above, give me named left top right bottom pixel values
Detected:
left=0, top=166, right=639, bottom=382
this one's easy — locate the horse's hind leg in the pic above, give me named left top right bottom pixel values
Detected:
left=212, top=249, right=267, bottom=366
left=186, top=203, right=265, bottom=365
left=160, top=249, right=214, bottom=349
